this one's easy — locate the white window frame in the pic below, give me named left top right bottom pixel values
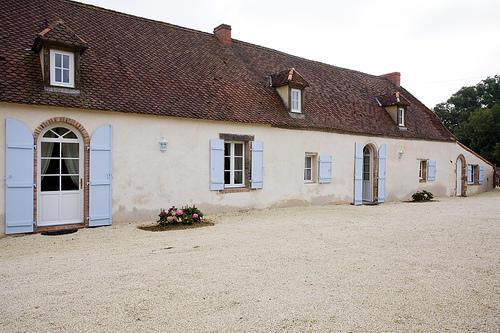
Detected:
left=50, top=49, right=75, bottom=88
left=224, top=141, right=245, bottom=188
left=470, top=164, right=476, bottom=184
left=291, top=88, right=301, bottom=113
left=397, top=107, right=405, bottom=126
left=304, top=153, right=317, bottom=183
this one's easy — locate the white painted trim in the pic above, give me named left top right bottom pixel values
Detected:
left=291, top=88, right=301, bottom=113
left=50, top=49, right=75, bottom=88
left=224, top=141, right=245, bottom=188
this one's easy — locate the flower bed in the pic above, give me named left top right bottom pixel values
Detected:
left=158, top=205, right=204, bottom=225
left=412, top=189, right=434, bottom=202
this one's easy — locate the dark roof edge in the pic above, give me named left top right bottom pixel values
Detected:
left=0, top=101, right=456, bottom=143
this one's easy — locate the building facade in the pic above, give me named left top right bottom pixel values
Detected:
left=0, top=0, right=495, bottom=236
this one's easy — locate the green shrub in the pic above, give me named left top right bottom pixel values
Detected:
left=412, top=190, right=434, bottom=201
left=158, top=205, right=203, bottom=225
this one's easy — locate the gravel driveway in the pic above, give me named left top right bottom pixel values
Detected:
left=1, top=190, right=499, bottom=332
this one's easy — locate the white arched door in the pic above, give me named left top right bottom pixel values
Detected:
left=456, top=158, right=462, bottom=196
left=37, top=126, right=84, bottom=226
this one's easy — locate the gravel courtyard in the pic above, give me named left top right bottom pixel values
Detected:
left=1, top=190, right=499, bottom=332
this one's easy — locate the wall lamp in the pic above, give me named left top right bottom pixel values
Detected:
left=159, top=137, right=168, bottom=152
left=398, top=149, right=404, bottom=159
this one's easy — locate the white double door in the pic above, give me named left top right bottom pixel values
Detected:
left=37, top=126, right=83, bottom=226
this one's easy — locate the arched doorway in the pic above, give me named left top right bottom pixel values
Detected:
left=37, top=125, right=84, bottom=226
left=456, top=155, right=466, bottom=196
left=362, top=145, right=374, bottom=202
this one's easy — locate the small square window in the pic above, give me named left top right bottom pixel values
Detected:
left=291, top=88, right=301, bottom=113
left=50, top=49, right=75, bottom=88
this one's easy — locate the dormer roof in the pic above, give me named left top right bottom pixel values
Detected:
left=270, top=68, right=309, bottom=88
left=32, top=21, right=87, bottom=52
left=376, top=91, right=410, bottom=107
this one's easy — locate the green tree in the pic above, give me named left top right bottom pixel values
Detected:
left=434, top=75, right=500, bottom=165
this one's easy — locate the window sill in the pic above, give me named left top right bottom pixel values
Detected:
left=398, top=126, right=408, bottom=131
left=45, top=86, right=80, bottom=96
left=304, top=181, right=317, bottom=184
left=222, top=187, right=251, bottom=193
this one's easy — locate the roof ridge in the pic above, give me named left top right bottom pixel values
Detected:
left=57, top=0, right=216, bottom=38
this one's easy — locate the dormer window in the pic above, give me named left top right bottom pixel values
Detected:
left=270, top=68, right=309, bottom=118
left=376, top=91, right=409, bottom=129
left=32, top=21, right=87, bottom=92
left=291, top=88, right=301, bottom=113
left=397, top=107, right=405, bottom=127
left=50, top=50, right=74, bottom=88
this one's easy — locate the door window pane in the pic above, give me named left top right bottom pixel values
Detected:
left=224, top=171, right=230, bottom=184
left=63, top=131, right=77, bottom=139
left=61, top=175, right=79, bottom=191
left=41, top=159, right=59, bottom=174
left=61, top=159, right=79, bottom=174
left=41, top=175, right=59, bottom=191
left=41, top=142, right=59, bottom=157
left=53, top=127, right=69, bottom=136
left=62, top=143, right=79, bottom=157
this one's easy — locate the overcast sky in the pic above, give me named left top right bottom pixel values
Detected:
left=80, top=0, right=500, bottom=108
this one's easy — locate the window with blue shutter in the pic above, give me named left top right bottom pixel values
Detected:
left=210, top=139, right=224, bottom=190
left=251, top=141, right=264, bottom=189
left=377, top=144, right=386, bottom=203
left=427, top=161, right=436, bottom=181
left=89, top=124, right=113, bottom=227
left=318, top=155, right=332, bottom=183
left=5, top=119, right=34, bottom=234
left=467, top=165, right=473, bottom=184
left=478, top=166, right=484, bottom=185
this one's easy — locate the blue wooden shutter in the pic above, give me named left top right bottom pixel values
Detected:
left=89, top=125, right=113, bottom=227
left=478, top=166, right=484, bottom=184
left=427, top=160, right=436, bottom=181
left=251, top=141, right=264, bottom=189
left=467, top=165, right=473, bottom=184
left=318, top=155, right=332, bottom=183
left=354, top=143, right=363, bottom=206
left=210, top=139, right=224, bottom=190
left=5, top=119, right=34, bottom=234
left=377, top=144, right=386, bottom=203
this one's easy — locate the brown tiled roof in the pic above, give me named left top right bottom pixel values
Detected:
left=0, top=0, right=455, bottom=141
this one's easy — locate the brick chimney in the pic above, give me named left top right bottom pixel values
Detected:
left=380, top=72, right=401, bottom=87
left=214, top=24, right=231, bottom=45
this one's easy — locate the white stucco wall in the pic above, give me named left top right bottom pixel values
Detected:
left=0, top=102, right=495, bottom=236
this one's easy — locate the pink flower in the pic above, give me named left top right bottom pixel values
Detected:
left=418, top=190, right=423, bottom=193
left=193, top=213, right=199, bottom=219
left=424, top=194, right=428, bottom=198
left=177, top=209, right=183, bottom=216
